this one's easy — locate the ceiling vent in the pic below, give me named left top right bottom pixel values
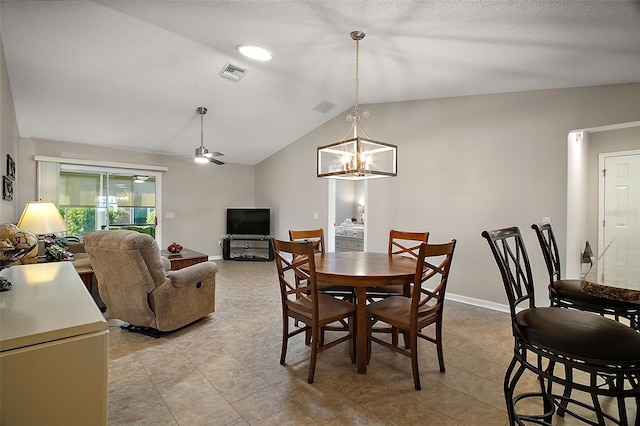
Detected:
left=312, top=101, right=337, bottom=113
left=219, top=63, right=247, bottom=81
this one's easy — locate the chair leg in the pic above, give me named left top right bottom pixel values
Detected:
left=349, top=317, right=356, bottom=364
left=435, top=320, right=445, bottom=372
left=504, top=355, right=526, bottom=426
left=308, top=326, right=319, bottom=384
left=280, top=315, right=289, bottom=365
left=410, top=331, right=421, bottom=390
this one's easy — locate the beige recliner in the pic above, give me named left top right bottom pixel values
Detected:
left=84, top=230, right=217, bottom=335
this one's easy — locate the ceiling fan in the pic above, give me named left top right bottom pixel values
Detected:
left=194, top=107, right=225, bottom=165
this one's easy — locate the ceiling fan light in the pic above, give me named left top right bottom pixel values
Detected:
left=195, top=146, right=209, bottom=163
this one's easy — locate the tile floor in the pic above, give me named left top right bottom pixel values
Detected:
left=105, top=260, right=628, bottom=425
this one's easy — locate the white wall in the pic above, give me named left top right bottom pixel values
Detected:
left=256, top=84, right=640, bottom=307
left=0, top=31, right=20, bottom=223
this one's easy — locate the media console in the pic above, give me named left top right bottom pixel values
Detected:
left=222, top=235, right=274, bottom=261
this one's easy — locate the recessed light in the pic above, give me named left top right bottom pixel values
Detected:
left=237, top=45, right=272, bottom=61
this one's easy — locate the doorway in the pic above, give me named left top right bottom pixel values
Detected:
left=327, top=179, right=366, bottom=252
left=598, top=150, right=640, bottom=257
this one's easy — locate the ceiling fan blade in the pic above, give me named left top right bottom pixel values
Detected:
left=208, top=157, right=225, bottom=165
left=204, top=151, right=225, bottom=158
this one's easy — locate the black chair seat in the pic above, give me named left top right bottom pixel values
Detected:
left=517, top=307, right=640, bottom=363
left=553, top=279, right=639, bottom=309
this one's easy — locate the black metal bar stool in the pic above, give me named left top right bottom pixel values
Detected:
left=531, top=223, right=640, bottom=330
left=482, top=227, right=640, bottom=425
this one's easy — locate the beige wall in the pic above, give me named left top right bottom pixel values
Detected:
left=0, top=32, right=20, bottom=223
left=17, top=137, right=255, bottom=257
left=256, top=84, right=640, bottom=307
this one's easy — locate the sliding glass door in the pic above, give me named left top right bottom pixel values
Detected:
left=58, top=165, right=157, bottom=238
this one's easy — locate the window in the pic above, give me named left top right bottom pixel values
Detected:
left=57, top=166, right=157, bottom=238
left=36, top=157, right=163, bottom=239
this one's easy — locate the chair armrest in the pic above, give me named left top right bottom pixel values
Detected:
left=160, top=256, right=171, bottom=271
left=166, top=261, right=218, bottom=288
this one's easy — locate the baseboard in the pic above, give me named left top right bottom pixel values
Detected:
left=445, top=292, right=511, bottom=314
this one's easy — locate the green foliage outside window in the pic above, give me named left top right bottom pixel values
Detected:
left=62, top=207, right=156, bottom=238
left=62, top=208, right=96, bottom=237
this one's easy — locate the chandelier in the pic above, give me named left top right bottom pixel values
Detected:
left=317, top=31, right=397, bottom=180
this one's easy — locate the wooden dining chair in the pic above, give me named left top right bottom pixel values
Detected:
left=273, top=239, right=356, bottom=384
left=366, top=229, right=429, bottom=301
left=367, top=239, right=457, bottom=390
left=289, top=228, right=355, bottom=302
left=531, top=223, right=640, bottom=330
left=483, top=227, right=640, bottom=425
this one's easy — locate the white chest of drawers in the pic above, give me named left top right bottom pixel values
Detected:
left=0, top=262, right=108, bottom=425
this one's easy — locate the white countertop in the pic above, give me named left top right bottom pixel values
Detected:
left=0, top=262, right=108, bottom=352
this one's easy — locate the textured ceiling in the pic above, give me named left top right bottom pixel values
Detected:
left=2, top=1, right=639, bottom=165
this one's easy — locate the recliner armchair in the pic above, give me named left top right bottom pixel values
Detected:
left=84, top=230, right=217, bottom=335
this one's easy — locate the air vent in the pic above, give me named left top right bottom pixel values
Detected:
left=219, top=63, right=247, bottom=81
left=312, top=101, right=337, bottom=113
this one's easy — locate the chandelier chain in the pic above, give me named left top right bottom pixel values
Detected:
left=354, top=37, right=360, bottom=117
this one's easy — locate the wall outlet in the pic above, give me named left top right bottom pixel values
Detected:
left=542, top=216, right=551, bottom=224
left=314, top=212, right=318, bottom=220
left=166, top=212, right=175, bottom=219
left=217, top=240, right=222, bottom=247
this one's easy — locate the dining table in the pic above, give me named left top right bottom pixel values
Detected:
left=313, top=251, right=417, bottom=373
left=581, top=240, right=640, bottom=304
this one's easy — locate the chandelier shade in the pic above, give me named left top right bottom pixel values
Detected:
left=317, top=31, right=397, bottom=180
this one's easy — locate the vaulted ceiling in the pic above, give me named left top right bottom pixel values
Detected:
left=2, top=1, right=639, bottom=165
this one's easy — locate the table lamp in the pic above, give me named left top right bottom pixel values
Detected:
left=17, top=201, right=69, bottom=260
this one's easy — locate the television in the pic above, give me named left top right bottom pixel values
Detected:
left=226, top=208, right=270, bottom=236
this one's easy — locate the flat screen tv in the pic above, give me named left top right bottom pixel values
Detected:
left=226, top=208, right=270, bottom=236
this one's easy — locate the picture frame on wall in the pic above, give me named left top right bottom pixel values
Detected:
left=2, top=176, right=13, bottom=201
left=6, top=155, right=15, bottom=181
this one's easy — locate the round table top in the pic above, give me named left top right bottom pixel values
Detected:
left=313, top=251, right=417, bottom=287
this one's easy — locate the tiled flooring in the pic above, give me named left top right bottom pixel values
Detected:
left=105, top=260, right=627, bottom=425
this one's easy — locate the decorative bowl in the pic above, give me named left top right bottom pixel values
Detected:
left=167, top=242, right=183, bottom=254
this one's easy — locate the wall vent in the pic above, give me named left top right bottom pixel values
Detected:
left=219, top=63, right=247, bottom=81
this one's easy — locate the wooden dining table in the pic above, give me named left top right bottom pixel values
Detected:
left=581, top=240, right=640, bottom=304
left=313, top=251, right=417, bottom=373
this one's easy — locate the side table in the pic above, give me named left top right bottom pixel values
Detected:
left=160, top=248, right=209, bottom=270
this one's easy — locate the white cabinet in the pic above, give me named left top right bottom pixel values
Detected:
left=335, top=225, right=365, bottom=252
left=0, top=262, right=108, bottom=425
left=335, top=236, right=364, bottom=251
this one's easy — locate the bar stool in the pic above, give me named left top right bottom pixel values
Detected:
left=482, top=227, right=640, bottom=425
left=531, top=223, right=640, bottom=330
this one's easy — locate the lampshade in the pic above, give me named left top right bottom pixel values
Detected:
left=317, top=31, right=397, bottom=180
left=17, top=202, right=69, bottom=235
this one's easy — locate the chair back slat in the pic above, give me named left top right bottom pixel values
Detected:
left=411, top=240, right=457, bottom=322
left=273, top=239, right=318, bottom=316
left=388, top=229, right=429, bottom=258
left=289, top=229, right=325, bottom=254
left=531, top=223, right=562, bottom=283
left=482, top=227, right=536, bottom=321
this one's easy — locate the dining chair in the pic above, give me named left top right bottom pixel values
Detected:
left=367, top=239, right=456, bottom=390
left=366, top=229, right=429, bottom=301
left=272, top=239, right=356, bottom=384
left=531, top=223, right=640, bottom=330
left=483, top=226, right=640, bottom=425
left=289, top=228, right=355, bottom=302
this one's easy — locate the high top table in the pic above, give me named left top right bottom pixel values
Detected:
left=312, top=251, right=417, bottom=373
left=581, top=240, right=640, bottom=304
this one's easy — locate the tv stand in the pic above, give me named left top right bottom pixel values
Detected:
left=222, top=235, right=274, bottom=261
